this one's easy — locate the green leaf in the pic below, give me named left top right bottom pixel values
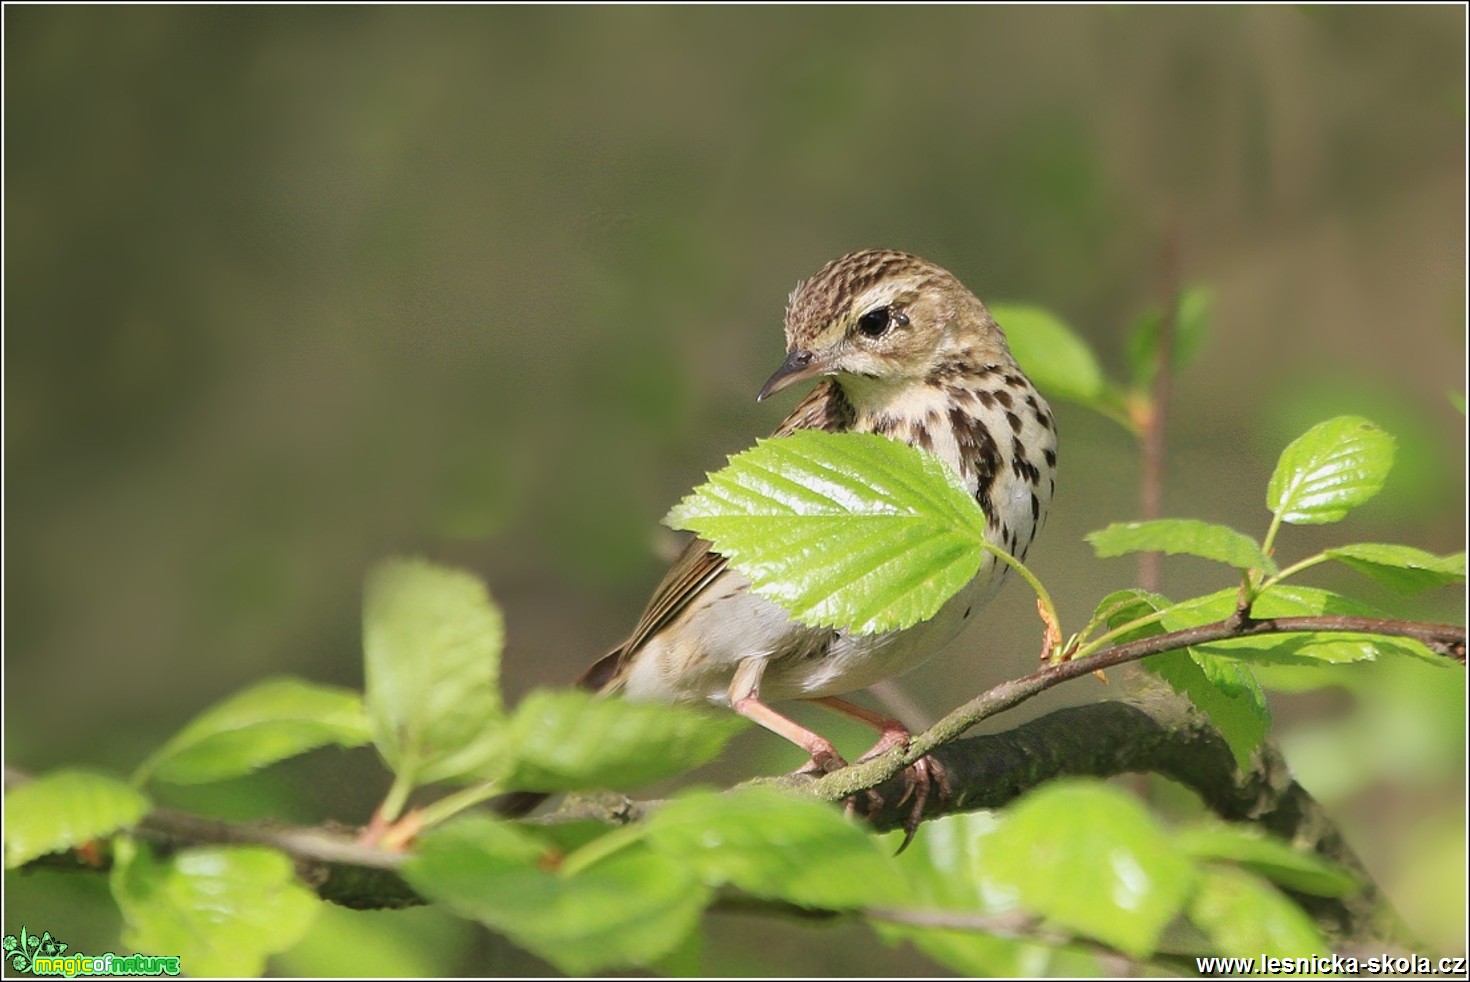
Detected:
left=4, top=770, right=151, bottom=868
left=277, top=904, right=474, bottom=979
left=1090, top=588, right=1172, bottom=643
left=1149, top=587, right=1237, bottom=630
left=363, top=558, right=506, bottom=785
left=1125, top=284, right=1212, bottom=387
left=1174, top=824, right=1358, bottom=897
left=405, top=815, right=708, bottom=975
left=1188, top=866, right=1325, bottom=958
left=665, top=430, right=989, bottom=634
left=504, top=690, right=744, bottom=792
left=1267, top=416, right=1396, bottom=525
left=1203, top=632, right=1429, bottom=668
left=645, top=786, right=904, bottom=908
left=1145, top=648, right=1269, bottom=768
left=1324, top=544, right=1466, bottom=594
left=1176, top=585, right=1443, bottom=668
left=990, top=303, right=1106, bottom=406
left=111, top=840, right=319, bottom=977
left=1087, top=519, right=1276, bottom=573
left=136, top=677, right=372, bottom=785
left=1165, top=584, right=1384, bottom=627
left=875, top=813, right=1085, bottom=977
left=983, top=780, right=1196, bottom=958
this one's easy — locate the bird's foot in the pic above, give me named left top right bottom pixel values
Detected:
left=793, top=744, right=849, bottom=776
left=890, top=752, right=951, bottom=853
left=791, top=746, right=896, bottom=822
left=852, top=731, right=952, bottom=854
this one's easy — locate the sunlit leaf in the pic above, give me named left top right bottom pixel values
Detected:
left=1323, top=544, right=1466, bottom=594
left=136, top=677, right=371, bottom=785
left=666, top=430, right=990, bottom=634
left=1174, top=823, right=1358, bottom=897
left=363, top=558, right=506, bottom=785
left=1126, top=284, right=1212, bottom=387
left=504, top=690, right=744, bottom=792
left=1188, top=866, right=1324, bottom=958
left=4, top=771, right=150, bottom=869
left=1267, top=417, right=1395, bottom=525
left=1178, top=585, right=1445, bottom=668
left=276, top=904, right=475, bottom=979
left=1087, top=519, right=1275, bottom=573
left=645, top=786, right=903, bottom=908
left=983, top=781, right=1195, bottom=958
left=405, top=816, right=707, bottom=974
left=991, top=303, right=1106, bottom=407
left=1201, top=632, right=1434, bottom=668
left=111, top=840, right=319, bottom=977
left=874, top=813, right=1089, bottom=976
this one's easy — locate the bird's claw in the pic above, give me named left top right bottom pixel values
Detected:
left=892, top=753, right=952, bottom=853
left=794, top=747, right=849, bottom=777
left=794, top=739, right=951, bottom=851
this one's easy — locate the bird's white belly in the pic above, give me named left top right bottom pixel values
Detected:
left=620, top=560, right=1002, bottom=706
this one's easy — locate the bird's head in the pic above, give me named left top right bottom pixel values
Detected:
left=758, top=249, right=1008, bottom=402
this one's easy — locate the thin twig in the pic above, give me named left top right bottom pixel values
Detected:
left=806, top=613, right=1465, bottom=801
left=6, top=614, right=1461, bottom=921
left=1138, top=223, right=1181, bottom=592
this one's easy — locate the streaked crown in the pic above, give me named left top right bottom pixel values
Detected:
left=760, top=250, right=1015, bottom=402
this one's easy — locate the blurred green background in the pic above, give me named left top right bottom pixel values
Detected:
left=5, top=5, right=1464, bottom=975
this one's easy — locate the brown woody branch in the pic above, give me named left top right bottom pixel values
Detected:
left=803, top=612, right=1465, bottom=805
left=7, top=613, right=1462, bottom=934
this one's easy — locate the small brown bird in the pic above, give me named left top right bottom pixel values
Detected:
left=507, top=250, right=1056, bottom=828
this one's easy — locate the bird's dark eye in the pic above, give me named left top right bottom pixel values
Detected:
left=857, top=306, right=892, bottom=337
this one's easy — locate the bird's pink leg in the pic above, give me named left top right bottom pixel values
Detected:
left=728, top=660, right=847, bottom=773
left=812, top=696, right=911, bottom=759
left=812, top=695, right=951, bottom=850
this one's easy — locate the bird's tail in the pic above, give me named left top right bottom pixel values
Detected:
left=489, top=644, right=627, bottom=818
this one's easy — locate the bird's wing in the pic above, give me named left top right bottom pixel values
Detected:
left=578, top=381, right=853, bottom=693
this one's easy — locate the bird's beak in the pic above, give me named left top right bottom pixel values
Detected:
left=757, top=348, right=824, bottom=401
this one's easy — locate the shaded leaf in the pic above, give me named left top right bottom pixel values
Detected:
left=1201, top=632, right=1432, bottom=668
left=1126, top=284, right=1213, bottom=387
left=504, top=690, right=744, bottom=792
left=665, top=430, right=989, bottom=634
left=990, top=303, right=1106, bottom=406
left=1181, top=585, right=1444, bottom=667
left=1092, top=588, right=1172, bottom=643
left=874, top=813, right=1089, bottom=977
left=646, top=786, right=904, bottom=908
left=1087, top=519, right=1275, bottom=573
left=137, top=677, right=371, bottom=785
left=1145, top=648, right=1269, bottom=768
left=276, top=904, right=475, bottom=979
left=1267, top=417, right=1395, bottom=525
left=1175, top=824, right=1358, bottom=897
left=405, top=816, right=707, bottom=975
left=4, top=770, right=150, bottom=869
left=1188, top=866, right=1324, bottom=958
left=111, top=840, right=319, bottom=977
left=363, top=558, right=505, bottom=785
left=983, top=781, right=1195, bottom=958
left=1324, top=544, right=1466, bottom=594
